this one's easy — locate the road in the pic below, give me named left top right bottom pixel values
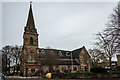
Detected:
left=5, top=78, right=120, bottom=80
left=5, top=77, right=80, bottom=80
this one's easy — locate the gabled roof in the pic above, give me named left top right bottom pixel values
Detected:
left=38, top=47, right=83, bottom=59
left=38, top=48, right=71, bottom=59
left=38, top=46, right=90, bottom=65
left=72, top=48, right=82, bottom=58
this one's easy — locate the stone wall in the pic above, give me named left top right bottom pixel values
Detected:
left=52, top=73, right=120, bottom=79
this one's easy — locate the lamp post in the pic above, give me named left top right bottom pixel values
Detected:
left=70, top=52, right=73, bottom=73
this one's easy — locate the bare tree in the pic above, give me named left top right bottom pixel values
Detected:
left=1, top=45, right=22, bottom=75
left=96, top=2, right=120, bottom=67
left=89, top=49, right=107, bottom=66
left=1, top=45, right=13, bottom=74
left=11, top=45, right=22, bottom=74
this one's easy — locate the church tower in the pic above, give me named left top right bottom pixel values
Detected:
left=21, top=2, right=39, bottom=76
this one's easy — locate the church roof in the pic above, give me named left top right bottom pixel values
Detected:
left=38, top=47, right=83, bottom=59
left=72, top=48, right=82, bottom=58
left=38, top=47, right=84, bottom=65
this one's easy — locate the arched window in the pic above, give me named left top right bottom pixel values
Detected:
left=31, top=68, right=35, bottom=73
left=29, top=53, right=34, bottom=62
left=30, top=37, right=33, bottom=45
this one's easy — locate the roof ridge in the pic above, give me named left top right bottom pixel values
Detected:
left=39, top=48, right=71, bottom=52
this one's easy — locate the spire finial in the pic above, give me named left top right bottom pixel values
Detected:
left=30, top=1, right=32, bottom=5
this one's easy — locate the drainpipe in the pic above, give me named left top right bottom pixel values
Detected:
left=71, top=52, right=73, bottom=72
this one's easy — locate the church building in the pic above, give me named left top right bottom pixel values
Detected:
left=20, top=2, right=92, bottom=76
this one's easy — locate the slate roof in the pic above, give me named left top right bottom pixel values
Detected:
left=72, top=48, right=82, bottom=58
left=38, top=47, right=83, bottom=59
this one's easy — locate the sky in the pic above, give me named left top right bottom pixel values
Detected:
left=1, top=1, right=117, bottom=51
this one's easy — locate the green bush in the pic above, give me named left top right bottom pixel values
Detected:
left=90, top=66, right=107, bottom=73
left=64, top=70, right=68, bottom=73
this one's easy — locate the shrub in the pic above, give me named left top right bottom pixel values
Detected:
left=64, top=70, right=68, bottom=73
left=56, top=70, right=60, bottom=73
left=90, top=66, right=107, bottom=73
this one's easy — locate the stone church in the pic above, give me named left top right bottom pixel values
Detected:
left=20, top=3, right=92, bottom=76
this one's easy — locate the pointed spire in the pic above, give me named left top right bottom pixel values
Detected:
left=26, top=1, right=35, bottom=28
left=25, top=2, right=37, bottom=34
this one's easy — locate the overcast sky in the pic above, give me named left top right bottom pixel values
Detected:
left=1, top=2, right=117, bottom=51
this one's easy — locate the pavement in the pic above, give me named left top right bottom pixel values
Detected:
left=6, top=76, right=42, bottom=78
left=5, top=76, right=81, bottom=80
left=5, top=76, right=120, bottom=80
left=5, top=77, right=78, bottom=80
left=6, top=76, right=44, bottom=80
left=5, top=78, right=120, bottom=80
